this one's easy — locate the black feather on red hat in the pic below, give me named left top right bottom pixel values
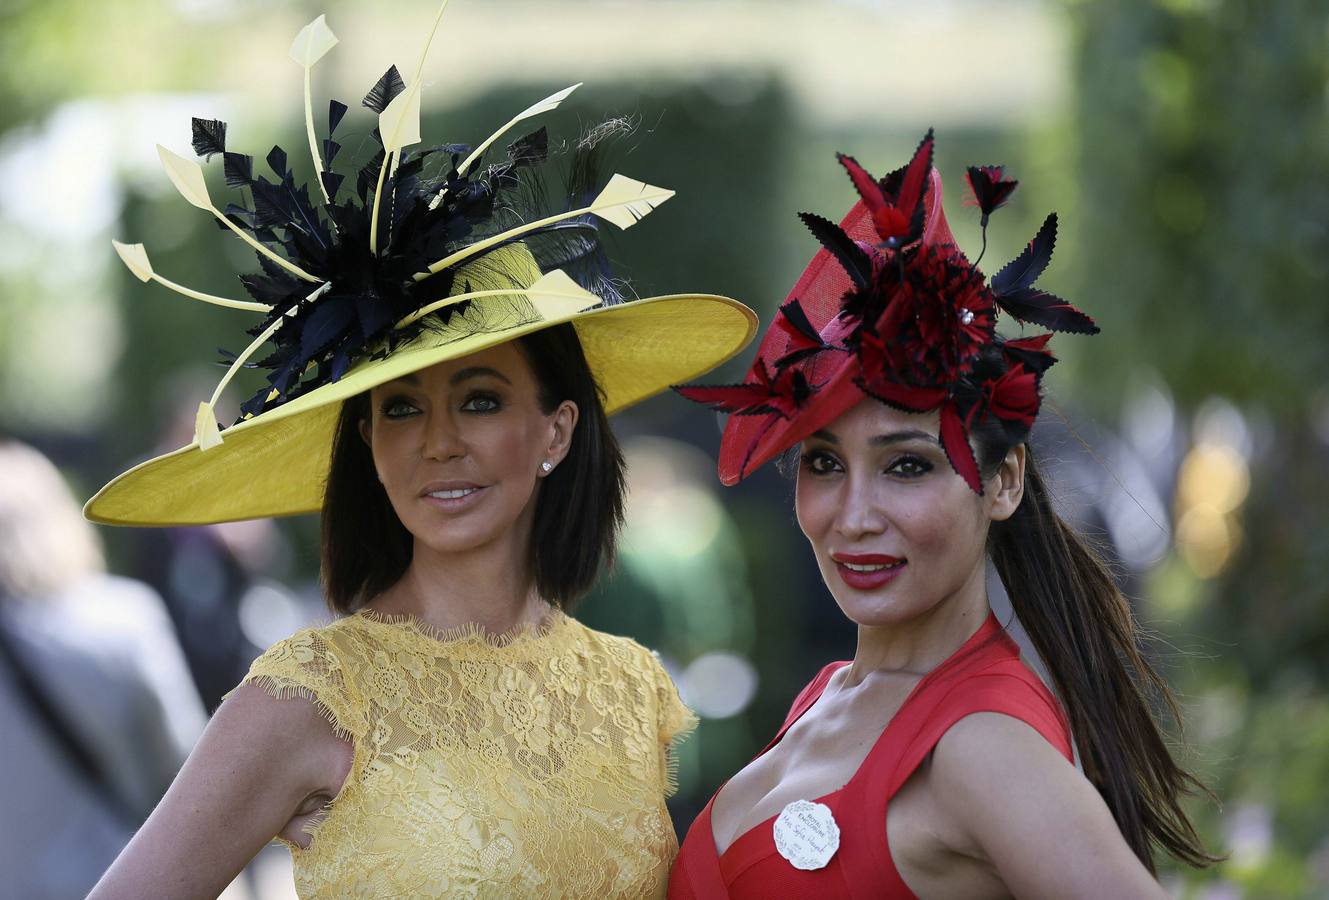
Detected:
left=676, top=130, right=1099, bottom=493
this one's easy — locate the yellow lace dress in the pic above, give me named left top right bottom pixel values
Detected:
left=236, top=608, right=696, bottom=899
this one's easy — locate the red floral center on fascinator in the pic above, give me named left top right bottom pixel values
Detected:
left=676, top=130, right=1100, bottom=493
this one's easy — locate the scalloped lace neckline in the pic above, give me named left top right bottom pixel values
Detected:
left=351, top=606, right=569, bottom=651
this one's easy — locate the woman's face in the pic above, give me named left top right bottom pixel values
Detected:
left=362, top=341, right=577, bottom=558
left=795, top=397, right=1023, bottom=629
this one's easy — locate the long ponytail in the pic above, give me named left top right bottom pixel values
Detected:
left=986, top=452, right=1218, bottom=870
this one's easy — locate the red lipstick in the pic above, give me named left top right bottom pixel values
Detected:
left=830, top=552, right=906, bottom=591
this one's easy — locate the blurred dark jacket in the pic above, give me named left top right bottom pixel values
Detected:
left=0, top=440, right=206, bottom=899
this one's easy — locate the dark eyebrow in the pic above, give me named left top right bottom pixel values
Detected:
left=450, top=366, right=512, bottom=386
left=384, top=366, right=513, bottom=389
left=810, top=428, right=939, bottom=447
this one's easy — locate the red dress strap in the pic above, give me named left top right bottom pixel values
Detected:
left=844, top=625, right=1073, bottom=894
left=772, top=662, right=847, bottom=746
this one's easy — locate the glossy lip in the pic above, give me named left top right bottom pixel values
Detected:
left=418, top=480, right=488, bottom=512
left=830, top=552, right=907, bottom=591
left=831, top=552, right=904, bottom=566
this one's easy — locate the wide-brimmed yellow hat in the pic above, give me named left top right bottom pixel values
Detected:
left=85, top=4, right=755, bottom=527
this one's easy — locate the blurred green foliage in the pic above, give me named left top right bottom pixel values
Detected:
left=1065, top=0, right=1329, bottom=892
left=1067, top=0, right=1329, bottom=415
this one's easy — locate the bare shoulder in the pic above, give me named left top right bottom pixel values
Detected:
left=87, top=685, right=351, bottom=899
left=215, top=681, right=353, bottom=779
left=926, top=712, right=1168, bottom=900
left=933, top=710, right=1069, bottom=782
left=927, top=712, right=1082, bottom=846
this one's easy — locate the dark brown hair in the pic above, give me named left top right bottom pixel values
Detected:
left=320, top=323, right=626, bottom=613
left=968, top=356, right=1218, bottom=870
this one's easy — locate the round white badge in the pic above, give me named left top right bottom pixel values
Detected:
left=772, top=799, right=841, bottom=870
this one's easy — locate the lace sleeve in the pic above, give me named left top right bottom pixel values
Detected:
left=231, top=626, right=369, bottom=745
left=649, top=652, right=698, bottom=797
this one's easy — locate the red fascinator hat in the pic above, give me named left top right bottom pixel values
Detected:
left=677, top=131, right=1099, bottom=492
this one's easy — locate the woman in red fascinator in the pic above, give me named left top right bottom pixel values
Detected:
left=670, top=133, right=1218, bottom=898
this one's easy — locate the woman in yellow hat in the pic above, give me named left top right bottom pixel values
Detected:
left=84, top=6, right=754, bottom=898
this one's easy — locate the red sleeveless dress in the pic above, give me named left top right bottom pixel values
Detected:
left=668, top=613, right=1073, bottom=900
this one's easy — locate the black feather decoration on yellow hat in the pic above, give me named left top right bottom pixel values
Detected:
left=112, top=5, right=679, bottom=447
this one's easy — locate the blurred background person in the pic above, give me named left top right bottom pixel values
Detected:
left=0, top=439, right=207, bottom=899
left=129, top=387, right=279, bottom=713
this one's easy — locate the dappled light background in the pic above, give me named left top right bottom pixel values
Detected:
left=1, top=0, right=1326, bottom=896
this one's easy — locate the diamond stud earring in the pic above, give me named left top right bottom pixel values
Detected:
left=540, top=460, right=554, bottom=474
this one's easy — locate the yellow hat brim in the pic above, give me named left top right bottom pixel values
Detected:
left=85, top=291, right=756, bottom=526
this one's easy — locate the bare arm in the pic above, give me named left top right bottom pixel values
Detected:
left=88, top=684, right=352, bottom=900
left=931, top=712, right=1168, bottom=900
